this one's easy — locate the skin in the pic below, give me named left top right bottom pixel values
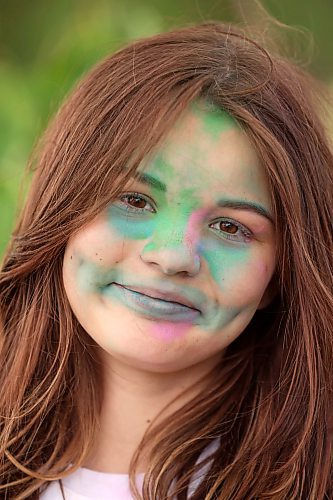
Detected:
left=62, top=102, right=276, bottom=472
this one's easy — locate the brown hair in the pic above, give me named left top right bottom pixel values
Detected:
left=1, top=22, right=332, bottom=499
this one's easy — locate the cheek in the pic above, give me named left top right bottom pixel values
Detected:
left=226, top=259, right=273, bottom=303
left=200, top=239, right=273, bottom=304
left=69, top=217, right=137, bottom=268
left=63, top=222, right=134, bottom=301
left=107, top=206, right=154, bottom=240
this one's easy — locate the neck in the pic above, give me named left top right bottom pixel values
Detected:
left=83, top=352, right=220, bottom=473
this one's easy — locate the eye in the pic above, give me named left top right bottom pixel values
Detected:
left=116, top=192, right=156, bottom=213
left=209, top=219, right=252, bottom=244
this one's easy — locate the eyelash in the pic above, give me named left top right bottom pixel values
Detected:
left=117, top=192, right=253, bottom=243
left=208, top=219, right=252, bottom=243
left=118, top=192, right=156, bottom=213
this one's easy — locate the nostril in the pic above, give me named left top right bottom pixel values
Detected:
left=140, top=246, right=201, bottom=277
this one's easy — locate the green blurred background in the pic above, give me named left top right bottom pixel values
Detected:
left=1, top=0, right=332, bottom=258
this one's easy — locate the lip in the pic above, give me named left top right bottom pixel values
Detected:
left=113, top=283, right=202, bottom=312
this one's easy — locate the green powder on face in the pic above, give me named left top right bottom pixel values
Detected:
left=107, top=205, right=155, bottom=240
left=190, top=100, right=238, bottom=141
left=70, top=101, right=272, bottom=343
left=199, top=236, right=250, bottom=289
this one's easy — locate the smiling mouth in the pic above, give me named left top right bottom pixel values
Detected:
left=112, top=283, right=201, bottom=313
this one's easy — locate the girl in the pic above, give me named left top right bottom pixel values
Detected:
left=1, top=21, right=332, bottom=500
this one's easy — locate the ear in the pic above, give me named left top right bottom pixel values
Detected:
left=257, top=275, right=278, bottom=310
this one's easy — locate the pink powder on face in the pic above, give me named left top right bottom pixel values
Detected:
left=254, top=260, right=271, bottom=279
left=184, top=208, right=209, bottom=250
left=149, top=210, right=208, bottom=342
left=151, top=321, right=192, bottom=341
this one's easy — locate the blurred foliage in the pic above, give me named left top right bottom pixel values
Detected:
left=0, top=0, right=332, bottom=258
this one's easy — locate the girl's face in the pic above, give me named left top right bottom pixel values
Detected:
left=63, top=103, right=276, bottom=372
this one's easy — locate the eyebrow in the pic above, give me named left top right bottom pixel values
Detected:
left=134, top=172, right=273, bottom=223
left=216, top=198, right=274, bottom=223
left=134, top=172, right=167, bottom=192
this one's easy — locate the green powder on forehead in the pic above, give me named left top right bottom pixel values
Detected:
left=190, top=100, right=238, bottom=141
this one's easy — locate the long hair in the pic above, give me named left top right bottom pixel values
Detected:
left=1, top=22, right=332, bottom=499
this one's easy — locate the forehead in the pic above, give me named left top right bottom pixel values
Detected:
left=140, top=103, right=271, bottom=209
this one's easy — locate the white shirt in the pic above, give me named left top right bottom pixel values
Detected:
left=40, top=439, right=219, bottom=499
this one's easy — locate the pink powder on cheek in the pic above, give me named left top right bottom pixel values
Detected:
left=151, top=321, right=192, bottom=341
left=255, top=260, right=274, bottom=280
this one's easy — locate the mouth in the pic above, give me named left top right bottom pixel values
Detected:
left=112, top=283, right=202, bottom=313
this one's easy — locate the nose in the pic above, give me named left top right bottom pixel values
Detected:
left=140, top=208, right=203, bottom=276
left=140, top=241, right=201, bottom=277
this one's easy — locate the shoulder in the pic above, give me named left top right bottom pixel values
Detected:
left=39, top=479, right=86, bottom=500
left=39, top=481, right=62, bottom=499
left=39, top=440, right=220, bottom=499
